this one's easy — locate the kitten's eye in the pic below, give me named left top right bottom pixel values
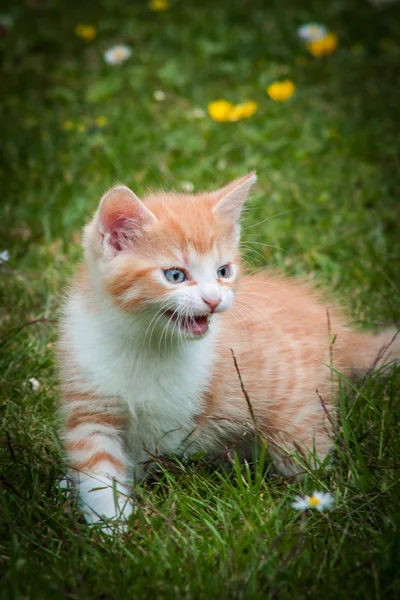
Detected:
left=164, top=268, right=186, bottom=284
left=217, top=264, right=231, bottom=279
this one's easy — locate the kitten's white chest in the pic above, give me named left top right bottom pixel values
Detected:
left=67, top=297, right=215, bottom=468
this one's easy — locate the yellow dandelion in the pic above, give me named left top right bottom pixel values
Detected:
left=208, top=100, right=258, bottom=123
left=229, top=101, right=258, bottom=121
left=62, top=120, right=74, bottom=131
left=266, top=80, right=296, bottom=102
left=75, top=24, right=96, bottom=43
left=208, top=100, right=235, bottom=122
left=95, top=116, right=108, bottom=127
left=149, top=0, right=170, bottom=11
left=306, top=33, right=338, bottom=57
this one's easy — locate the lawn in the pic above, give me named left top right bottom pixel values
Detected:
left=1, top=0, right=400, bottom=598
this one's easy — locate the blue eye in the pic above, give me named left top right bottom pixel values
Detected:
left=164, top=268, right=186, bottom=284
left=217, top=264, right=231, bottom=278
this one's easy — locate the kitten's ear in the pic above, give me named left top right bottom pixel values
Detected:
left=212, top=172, right=257, bottom=222
left=97, top=185, right=157, bottom=254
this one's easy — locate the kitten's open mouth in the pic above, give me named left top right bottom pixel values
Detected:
left=165, top=311, right=209, bottom=336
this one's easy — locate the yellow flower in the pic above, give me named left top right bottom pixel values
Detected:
left=266, top=80, right=296, bottom=102
left=208, top=100, right=258, bottom=122
left=75, top=24, right=96, bottom=42
left=95, top=116, right=108, bottom=127
left=306, top=33, right=338, bottom=57
left=62, top=120, right=74, bottom=131
left=149, top=0, right=170, bottom=11
left=229, top=101, right=258, bottom=121
left=208, top=100, right=235, bottom=122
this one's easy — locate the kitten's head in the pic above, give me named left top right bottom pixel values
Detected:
left=84, top=172, right=256, bottom=339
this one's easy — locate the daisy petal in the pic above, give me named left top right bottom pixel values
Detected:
left=104, top=45, right=132, bottom=65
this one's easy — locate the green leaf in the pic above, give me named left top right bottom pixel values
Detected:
left=85, top=76, right=123, bottom=104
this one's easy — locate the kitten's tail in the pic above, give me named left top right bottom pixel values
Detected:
left=340, top=328, right=400, bottom=375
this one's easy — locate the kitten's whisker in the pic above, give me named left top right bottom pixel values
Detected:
left=241, top=241, right=288, bottom=254
left=234, top=294, right=278, bottom=325
left=242, top=208, right=298, bottom=231
left=164, top=307, right=179, bottom=355
left=159, top=308, right=177, bottom=355
left=246, top=264, right=269, bottom=277
left=143, top=306, right=170, bottom=346
left=240, top=245, right=273, bottom=266
left=143, top=302, right=176, bottom=350
left=233, top=299, right=274, bottom=328
left=235, top=291, right=285, bottom=312
left=238, top=279, right=286, bottom=293
left=228, top=305, right=259, bottom=328
left=235, top=294, right=279, bottom=313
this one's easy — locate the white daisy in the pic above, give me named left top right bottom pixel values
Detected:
left=153, top=90, right=166, bottom=101
left=181, top=181, right=195, bottom=192
left=292, top=491, right=334, bottom=512
left=297, top=23, right=328, bottom=42
left=104, top=45, right=132, bottom=66
left=0, top=250, right=10, bottom=263
left=188, top=107, right=206, bottom=120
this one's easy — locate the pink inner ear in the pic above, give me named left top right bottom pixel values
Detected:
left=100, top=195, right=147, bottom=252
left=105, top=214, right=128, bottom=252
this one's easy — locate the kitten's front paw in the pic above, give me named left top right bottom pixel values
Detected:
left=79, top=476, right=133, bottom=529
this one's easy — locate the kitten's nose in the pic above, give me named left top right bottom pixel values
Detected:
left=202, top=296, right=221, bottom=313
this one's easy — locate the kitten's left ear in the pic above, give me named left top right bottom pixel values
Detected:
left=97, top=185, right=157, bottom=255
left=212, top=171, right=257, bottom=222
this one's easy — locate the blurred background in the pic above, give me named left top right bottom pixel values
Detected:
left=1, top=0, right=399, bottom=327
left=1, top=1, right=400, bottom=597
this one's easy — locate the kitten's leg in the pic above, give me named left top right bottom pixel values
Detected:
left=198, top=417, right=331, bottom=478
left=265, top=427, right=332, bottom=477
left=62, top=394, right=133, bottom=526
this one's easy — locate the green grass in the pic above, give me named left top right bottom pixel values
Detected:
left=1, top=0, right=400, bottom=598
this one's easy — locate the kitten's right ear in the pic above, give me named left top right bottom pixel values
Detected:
left=212, top=172, right=257, bottom=223
left=97, top=185, right=157, bottom=255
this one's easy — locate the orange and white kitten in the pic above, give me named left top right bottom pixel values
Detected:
left=58, top=172, right=399, bottom=525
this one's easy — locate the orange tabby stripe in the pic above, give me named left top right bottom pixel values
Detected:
left=72, top=451, right=124, bottom=473
left=109, top=266, right=153, bottom=298
left=64, top=393, right=97, bottom=403
left=65, top=439, right=95, bottom=452
left=66, top=410, right=125, bottom=430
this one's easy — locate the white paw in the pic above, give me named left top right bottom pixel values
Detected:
left=78, top=475, right=134, bottom=529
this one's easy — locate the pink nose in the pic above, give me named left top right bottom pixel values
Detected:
left=202, top=297, right=221, bottom=313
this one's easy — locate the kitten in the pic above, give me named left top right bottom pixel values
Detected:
left=57, top=172, right=399, bottom=525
